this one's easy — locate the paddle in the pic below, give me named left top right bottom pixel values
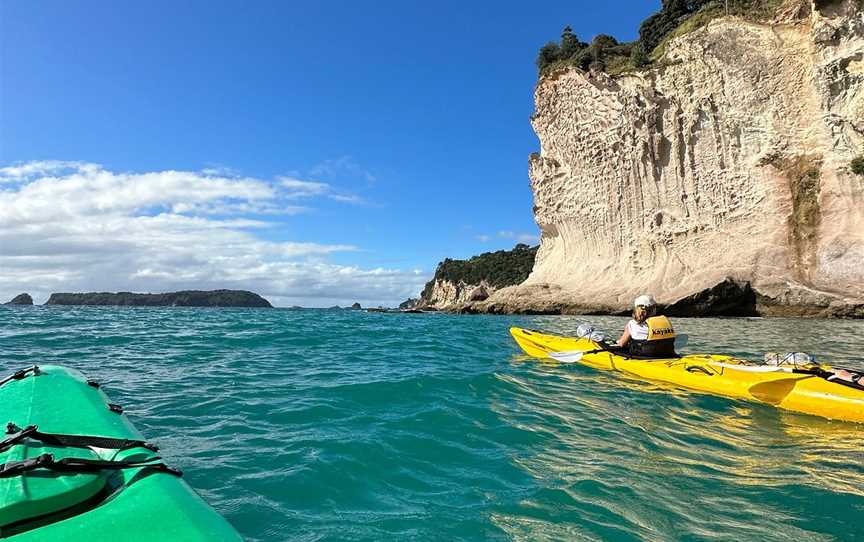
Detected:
left=549, top=349, right=603, bottom=364
left=549, top=335, right=690, bottom=364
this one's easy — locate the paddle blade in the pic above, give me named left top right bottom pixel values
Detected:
left=549, top=350, right=585, bottom=364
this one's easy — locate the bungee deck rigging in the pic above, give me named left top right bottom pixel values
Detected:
left=0, top=364, right=242, bottom=541
left=0, top=423, right=179, bottom=480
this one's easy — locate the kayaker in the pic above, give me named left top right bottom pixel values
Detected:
left=615, top=295, right=678, bottom=358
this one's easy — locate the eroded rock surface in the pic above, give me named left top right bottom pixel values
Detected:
left=474, top=2, right=864, bottom=317
left=418, top=244, right=538, bottom=310
left=422, top=279, right=496, bottom=309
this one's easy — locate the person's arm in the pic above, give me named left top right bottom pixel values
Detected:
left=616, top=325, right=631, bottom=348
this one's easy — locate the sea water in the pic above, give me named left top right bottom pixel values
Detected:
left=1, top=307, right=863, bottom=541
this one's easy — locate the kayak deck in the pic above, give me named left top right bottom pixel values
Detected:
left=0, top=365, right=243, bottom=541
left=510, top=327, right=864, bottom=424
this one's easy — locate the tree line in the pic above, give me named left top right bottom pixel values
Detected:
left=420, top=243, right=538, bottom=301
left=536, top=0, right=792, bottom=76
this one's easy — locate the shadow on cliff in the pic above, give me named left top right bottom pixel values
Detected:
left=662, top=278, right=758, bottom=317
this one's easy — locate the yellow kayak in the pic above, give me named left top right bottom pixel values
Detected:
left=510, top=327, right=864, bottom=424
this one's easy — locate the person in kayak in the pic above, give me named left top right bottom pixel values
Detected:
left=614, top=295, right=678, bottom=358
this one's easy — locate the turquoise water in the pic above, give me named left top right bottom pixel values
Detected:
left=2, top=307, right=863, bottom=541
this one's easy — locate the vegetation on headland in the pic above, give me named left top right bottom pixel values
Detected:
left=44, top=290, right=273, bottom=308
left=536, top=0, right=795, bottom=77
left=399, top=298, right=420, bottom=309
left=420, top=244, right=538, bottom=301
left=852, top=156, right=864, bottom=176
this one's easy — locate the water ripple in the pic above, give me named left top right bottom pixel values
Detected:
left=1, top=307, right=863, bottom=541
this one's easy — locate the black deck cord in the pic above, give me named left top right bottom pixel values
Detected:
left=560, top=344, right=672, bottom=361
left=591, top=343, right=681, bottom=361
left=0, top=453, right=182, bottom=478
left=0, top=424, right=158, bottom=454
left=0, top=366, right=40, bottom=389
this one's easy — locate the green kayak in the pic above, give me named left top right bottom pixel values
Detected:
left=0, top=365, right=242, bottom=541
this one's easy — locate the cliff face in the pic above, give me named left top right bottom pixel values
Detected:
left=480, top=1, right=864, bottom=316
left=45, top=290, right=273, bottom=308
left=419, top=244, right=538, bottom=309
left=422, top=279, right=494, bottom=309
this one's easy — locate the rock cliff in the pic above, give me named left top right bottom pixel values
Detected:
left=419, top=244, right=537, bottom=309
left=472, top=1, right=864, bottom=317
left=422, top=279, right=494, bottom=309
left=44, top=290, right=272, bottom=308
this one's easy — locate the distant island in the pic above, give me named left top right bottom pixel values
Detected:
left=4, top=293, right=34, bottom=305
left=43, top=290, right=272, bottom=308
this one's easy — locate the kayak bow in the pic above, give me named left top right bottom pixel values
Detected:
left=0, top=365, right=243, bottom=541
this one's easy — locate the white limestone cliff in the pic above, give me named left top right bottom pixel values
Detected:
left=422, top=279, right=493, bottom=309
left=472, top=0, right=864, bottom=316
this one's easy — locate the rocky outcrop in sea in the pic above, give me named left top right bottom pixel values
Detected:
left=4, top=293, right=34, bottom=305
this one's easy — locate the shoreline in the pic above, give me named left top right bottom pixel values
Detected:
left=422, top=279, right=864, bottom=319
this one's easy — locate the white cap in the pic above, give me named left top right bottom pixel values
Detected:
left=634, top=294, right=656, bottom=308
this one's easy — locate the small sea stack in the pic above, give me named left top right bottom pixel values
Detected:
left=4, top=293, right=34, bottom=305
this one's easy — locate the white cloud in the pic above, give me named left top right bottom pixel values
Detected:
left=200, top=165, right=240, bottom=177
left=278, top=176, right=365, bottom=205
left=170, top=201, right=309, bottom=216
left=498, top=230, right=539, bottom=244
left=0, top=162, right=428, bottom=306
left=309, top=156, right=377, bottom=183
left=476, top=234, right=491, bottom=242
left=279, top=176, right=331, bottom=198
left=328, top=193, right=365, bottom=204
left=0, top=160, right=101, bottom=182
left=1, top=166, right=274, bottom=226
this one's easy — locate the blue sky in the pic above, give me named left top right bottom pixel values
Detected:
left=0, top=1, right=659, bottom=306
